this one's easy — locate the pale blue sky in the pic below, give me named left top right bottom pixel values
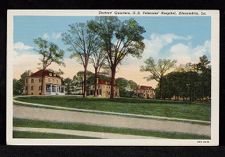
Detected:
left=14, top=16, right=211, bottom=58
left=13, top=16, right=211, bottom=85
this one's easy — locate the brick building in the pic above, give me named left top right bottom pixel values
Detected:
left=24, top=70, right=65, bottom=95
left=135, top=85, right=155, bottom=99
left=88, top=79, right=119, bottom=98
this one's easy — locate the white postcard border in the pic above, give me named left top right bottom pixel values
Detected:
left=7, top=9, right=220, bottom=146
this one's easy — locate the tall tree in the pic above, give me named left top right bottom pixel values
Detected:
left=62, top=23, right=99, bottom=97
left=88, top=17, right=145, bottom=99
left=196, top=55, right=211, bottom=100
left=63, top=78, right=73, bottom=95
left=140, top=57, right=176, bottom=99
left=34, top=37, right=64, bottom=95
left=75, top=70, right=94, bottom=95
left=89, top=47, right=106, bottom=96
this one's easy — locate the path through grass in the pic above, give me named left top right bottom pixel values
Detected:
left=14, top=118, right=210, bottom=139
left=15, top=96, right=211, bottom=121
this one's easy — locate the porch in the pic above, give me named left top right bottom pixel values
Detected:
left=45, top=84, right=65, bottom=95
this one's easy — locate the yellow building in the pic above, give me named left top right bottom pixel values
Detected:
left=24, top=70, right=65, bottom=95
left=135, top=85, right=155, bottom=99
left=88, top=79, right=119, bottom=98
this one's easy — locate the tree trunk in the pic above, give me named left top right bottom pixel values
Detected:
left=159, top=77, right=162, bottom=99
left=83, top=65, right=87, bottom=98
left=110, top=67, right=116, bottom=99
left=41, top=68, right=45, bottom=95
left=94, top=67, right=98, bottom=97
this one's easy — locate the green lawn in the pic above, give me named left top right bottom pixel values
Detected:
left=13, top=131, right=97, bottom=139
left=15, top=96, right=211, bottom=121
left=13, top=118, right=210, bottom=139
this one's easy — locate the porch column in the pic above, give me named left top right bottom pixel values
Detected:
left=50, top=84, right=52, bottom=93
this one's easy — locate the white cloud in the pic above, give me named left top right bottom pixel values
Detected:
left=169, top=40, right=211, bottom=64
left=13, top=42, right=84, bottom=79
left=122, top=33, right=192, bottom=66
left=52, top=32, right=62, bottom=40
left=14, top=42, right=32, bottom=51
left=142, top=33, right=192, bottom=59
left=42, top=32, right=62, bottom=40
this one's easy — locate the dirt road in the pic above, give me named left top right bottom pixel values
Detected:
left=13, top=105, right=211, bottom=136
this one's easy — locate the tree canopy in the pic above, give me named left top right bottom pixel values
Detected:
left=34, top=37, right=64, bottom=94
left=88, top=16, right=146, bottom=98
left=140, top=57, right=176, bottom=99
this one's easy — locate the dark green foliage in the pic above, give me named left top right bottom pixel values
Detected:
left=157, top=55, right=211, bottom=102
left=115, top=77, right=138, bottom=97
left=13, top=79, right=23, bottom=95
left=13, top=70, right=31, bottom=95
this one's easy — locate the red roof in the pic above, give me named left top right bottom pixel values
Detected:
left=98, top=79, right=118, bottom=86
left=138, top=85, right=153, bottom=90
left=98, top=80, right=110, bottom=85
left=29, top=70, right=60, bottom=78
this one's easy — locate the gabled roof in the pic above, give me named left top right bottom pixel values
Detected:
left=29, top=70, right=61, bottom=78
left=98, top=79, right=118, bottom=87
left=98, top=80, right=110, bottom=85
left=138, top=85, right=153, bottom=90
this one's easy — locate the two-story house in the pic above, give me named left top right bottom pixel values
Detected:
left=24, top=70, right=65, bottom=95
left=88, top=79, right=119, bottom=98
left=135, top=85, right=155, bottom=99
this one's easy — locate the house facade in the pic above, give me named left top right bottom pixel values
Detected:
left=88, top=79, right=120, bottom=98
left=135, top=85, right=155, bottom=99
left=24, top=70, right=65, bottom=95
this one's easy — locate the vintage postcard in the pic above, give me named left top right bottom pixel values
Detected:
left=7, top=10, right=219, bottom=146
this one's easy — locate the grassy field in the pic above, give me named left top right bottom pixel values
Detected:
left=15, top=96, right=211, bottom=121
left=13, top=118, right=210, bottom=139
left=13, top=131, right=97, bottom=139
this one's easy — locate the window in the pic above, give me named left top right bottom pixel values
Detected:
left=31, top=93, right=33, bottom=95
left=25, top=78, right=28, bottom=83
left=39, top=93, right=41, bottom=95
left=39, top=86, right=42, bottom=90
left=25, top=86, right=28, bottom=90
left=31, top=86, right=33, bottom=90
left=39, top=79, right=41, bottom=83
left=31, top=79, right=34, bottom=83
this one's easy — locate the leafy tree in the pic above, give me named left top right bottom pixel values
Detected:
left=160, top=71, right=200, bottom=101
left=62, top=23, right=99, bottom=98
left=158, top=55, right=211, bottom=102
left=140, top=57, right=176, bottom=99
left=75, top=70, right=94, bottom=94
left=34, top=37, right=64, bottom=95
left=63, top=78, right=73, bottom=95
left=89, top=46, right=106, bottom=96
left=13, top=70, right=31, bottom=95
left=88, top=17, right=145, bottom=99
left=13, top=79, right=23, bottom=95
left=196, top=55, right=211, bottom=100
left=128, top=80, right=138, bottom=91
left=115, top=78, right=138, bottom=97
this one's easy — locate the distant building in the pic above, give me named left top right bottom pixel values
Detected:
left=135, top=85, right=155, bottom=99
left=88, top=79, right=120, bottom=98
left=24, top=70, right=65, bottom=95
